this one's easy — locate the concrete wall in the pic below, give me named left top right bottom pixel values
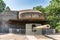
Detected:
left=26, top=24, right=42, bottom=35
left=19, top=12, right=45, bottom=20
left=0, top=10, right=18, bottom=33
left=1, top=10, right=18, bottom=21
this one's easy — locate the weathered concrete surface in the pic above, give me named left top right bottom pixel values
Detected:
left=0, top=33, right=28, bottom=40
left=0, top=33, right=60, bottom=40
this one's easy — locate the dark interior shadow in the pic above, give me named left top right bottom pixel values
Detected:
left=0, top=33, right=9, bottom=35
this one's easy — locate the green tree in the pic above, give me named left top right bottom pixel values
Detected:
left=56, top=22, right=60, bottom=31
left=0, top=0, right=6, bottom=13
left=33, top=6, right=45, bottom=13
left=45, top=0, right=60, bottom=29
left=33, top=0, right=60, bottom=31
left=5, top=6, right=10, bottom=10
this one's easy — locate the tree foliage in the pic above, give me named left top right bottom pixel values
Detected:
left=5, top=6, right=10, bottom=10
left=0, top=0, right=6, bottom=13
left=33, top=0, right=60, bottom=31
left=0, top=0, right=10, bottom=13
left=45, top=0, right=60, bottom=29
left=33, top=6, right=45, bottom=13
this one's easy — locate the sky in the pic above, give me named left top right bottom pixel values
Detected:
left=3, top=0, right=50, bottom=11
